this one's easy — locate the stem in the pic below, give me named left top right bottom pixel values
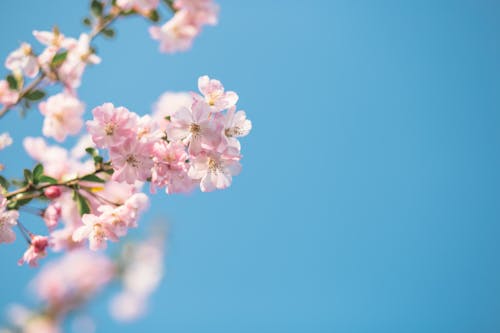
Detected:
left=0, top=74, right=46, bottom=118
left=5, top=166, right=109, bottom=200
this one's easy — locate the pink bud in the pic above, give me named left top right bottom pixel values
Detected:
left=44, top=186, right=62, bottom=199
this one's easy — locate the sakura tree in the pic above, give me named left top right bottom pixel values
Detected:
left=0, top=0, right=251, bottom=331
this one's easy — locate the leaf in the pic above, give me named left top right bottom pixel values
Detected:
left=51, top=51, right=68, bottom=67
left=91, top=0, right=104, bottom=17
left=85, top=147, right=97, bottom=156
left=93, top=155, right=103, bottom=164
left=32, top=164, right=44, bottom=183
left=80, top=174, right=106, bottom=183
left=148, top=9, right=160, bottom=22
left=83, top=17, right=92, bottom=26
left=0, top=176, right=9, bottom=190
left=74, top=191, right=91, bottom=216
left=39, top=175, right=57, bottom=184
left=23, top=169, right=33, bottom=184
left=102, top=28, right=115, bottom=38
left=25, top=90, right=46, bottom=101
left=6, top=75, right=18, bottom=90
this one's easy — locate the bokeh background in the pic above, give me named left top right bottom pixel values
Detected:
left=1, top=0, right=500, bottom=332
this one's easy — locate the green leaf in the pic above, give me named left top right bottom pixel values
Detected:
left=85, top=147, right=97, bottom=156
left=23, top=169, right=33, bottom=184
left=51, top=51, right=68, bottom=67
left=6, top=75, right=18, bottom=90
left=102, top=28, right=115, bottom=38
left=80, top=174, right=106, bottom=183
left=83, top=17, right=92, bottom=26
left=0, top=176, right=9, bottom=190
left=148, top=9, right=160, bottom=22
left=74, top=191, right=91, bottom=216
left=93, top=155, right=103, bottom=164
left=25, top=90, right=46, bottom=101
left=91, top=0, right=104, bottom=17
left=32, top=164, right=44, bottom=183
left=39, top=175, right=57, bottom=184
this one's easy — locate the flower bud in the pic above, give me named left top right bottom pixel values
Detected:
left=44, top=186, right=62, bottom=199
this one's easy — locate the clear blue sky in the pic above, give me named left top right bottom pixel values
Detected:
left=1, top=0, right=500, bottom=332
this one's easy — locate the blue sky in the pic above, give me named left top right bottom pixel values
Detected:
left=1, top=0, right=500, bottom=332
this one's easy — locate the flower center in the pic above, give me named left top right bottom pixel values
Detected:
left=104, top=123, right=115, bottom=136
left=126, top=155, right=140, bottom=168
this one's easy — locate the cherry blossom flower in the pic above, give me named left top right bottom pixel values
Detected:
left=43, top=202, right=62, bottom=230
left=0, top=132, right=13, bottom=150
left=116, top=0, right=159, bottom=14
left=72, top=213, right=118, bottom=251
left=0, top=80, right=19, bottom=106
left=195, top=75, right=238, bottom=112
left=5, top=42, right=39, bottom=78
left=39, top=93, right=85, bottom=142
left=149, top=10, right=199, bottom=53
left=221, top=106, right=252, bottom=150
left=33, top=29, right=77, bottom=49
left=109, top=139, right=154, bottom=184
left=0, top=195, right=18, bottom=243
left=58, top=34, right=100, bottom=90
left=18, top=235, right=49, bottom=267
left=151, top=141, right=195, bottom=194
left=152, top=91, right=192, bottom=130
left=32, top=249, right=114, bottom=307
left=174, top=0, right=219, bottom=26
left=166, top=101, right=222, bottom=154
left=188, top=147, right=242, bottom=192
left=87, top=103, right=138, bottom=148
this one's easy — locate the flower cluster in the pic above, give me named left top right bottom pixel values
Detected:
left=2, top=235, right=164, bottom=332
left=149, top=0, right=219, bottom=53
left=88, top=75, right=251, bottom=193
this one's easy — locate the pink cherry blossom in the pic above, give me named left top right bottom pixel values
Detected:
left=0, top=132, right=13, bottom=150
left=174, top=0, right=219, bottom=26
left=0, top=196, right=18, bottom=243
left=151, top=141, right=196, bottom=194
left=32, top=249, right=114, bottom=307
left=39, top=93, right=85, bottom=142
left=166, top=101, right=222, bottom=154
left=188, top=147, right=242, bottom=192
left=58, top=34, right=100, bottom=90
left=33, top=30, right=77, bottom=49
left=109, top=139, right=154, bottom=184
left=195, top=75, right=238, bottom=112
left=87, top=103, right=138, bottom=148
left=18, top=235, right=49, bottom=267
left=116, top=0, right=159, bottom=13
left=153, top=91, right=192, bottom=130
left=5, top=42, right=39, bottom=78
left=221, top=105, right=252, bottom=150
left=0, top=80, right=19, bottom=106
left=149, top=10, right=199, bottom=54
left=43, top=202, right=62, bottom=230
left=72, top=213, right=118, bottom=251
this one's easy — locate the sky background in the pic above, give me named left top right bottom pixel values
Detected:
left=1, top=0, right=500, bottom=332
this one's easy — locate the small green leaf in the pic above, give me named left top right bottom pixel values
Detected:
left=6, top=75, right=18, bottom=90
left=102, top=28, right=115, bottom=38
left=39, top=175, right=57, bottom=184
left=93, top=155, right=103, bottom=164
left=25, top=90, right=46, bottom=101
left=32, top=164, right=44, bottom=183
left=148, top=9, right=160, bottom=22
left=83, top=17, right=92, bottom=26
left=91, top=0, right=104, bottom=17
left=0, top=176, right=9, bottom=190
left=85, top=147, right=97, bottom=156
left=74, top=191, right=91, bottom=216
left=23, top=169, right=33, bottom=184
left=51, top=51, right=68, bottom=67
left=81, top=174, right=106, bottom=183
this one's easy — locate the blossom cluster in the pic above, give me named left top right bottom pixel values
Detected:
left=88, top=75, right=251, bottom=193
left=2, top=235, right=164, bottom=332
